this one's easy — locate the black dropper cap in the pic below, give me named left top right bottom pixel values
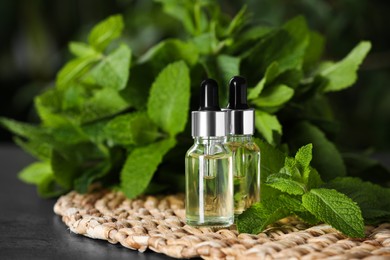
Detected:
left=192, top=79, right=227, bottom=137
left=227, top=76, right=249, bottom=110
left=199, top=79, right=221, bottom=111
left=225, top=76, right=254, bottom=135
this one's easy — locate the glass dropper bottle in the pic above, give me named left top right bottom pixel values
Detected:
left=185, top=79, right=234, bottom=227
left=226, top=76, right=261, bottom=215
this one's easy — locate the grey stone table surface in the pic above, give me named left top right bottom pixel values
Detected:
left=0, top=144, right=173, bottom=260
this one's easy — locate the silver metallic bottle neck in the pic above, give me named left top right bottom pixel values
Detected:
left=191, top=110, right=227, bottom=137
left=225, top=108, right=255, bottom=135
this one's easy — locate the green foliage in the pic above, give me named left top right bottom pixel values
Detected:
left=87, top=44, right=131, bottom=90
left=295, top=143, right=313, bottom=171
left=238, top=144, right=366, bottom=238
left=303, top=31, right=325, bottom=69
left=288, top=121, right=346, bottom=181
left=79, top=88, right=131, bottom=123
left=266, top=174, right=306, bottom=195
left=324, top=177, right=390, bottom=224
left=243, top=16, right=309, bottom=76
left=103, top=112, right=159, bottom=146
left=69, top=42, right=98, bottom=57
left=2, top=3, right=388, bottom=239
left=253, top=138, right=285, bottom=182
left=320, top=42, right=371, bottom=92
left=88, top=14, right=124, bottom=52
left=18, top=161, right=52, bottom=185
left=252, top=84, right=294, bottom=108
left=237, top=202, right=289, bottom=234
left=18, top=161, right=65, bottom=198
left=121, top=138, right=176, bottom=198
left=0, top=117, right=48, bottom=141
left=147, top=61, right=190, bottom=137
left=56, top=55, right=100, bottom=89
left=138, top=39, right=198, bottom=69
left=302, top=189, right=364, bottom=238
left=254, top=110, right=281, bottom=145
left=247, top=62, right=279, bottom=100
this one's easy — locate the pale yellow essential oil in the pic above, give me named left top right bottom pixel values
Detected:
left=185, top=137, right=234, bottom=227
left=227, top=135, right=260, bottom=215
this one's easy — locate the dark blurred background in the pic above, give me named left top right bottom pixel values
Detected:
left=1, top=0, right=389, bottom=152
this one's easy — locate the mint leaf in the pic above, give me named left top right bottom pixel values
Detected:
left=61, top=83, right=88, bottom=111
left=303, top=168, right=323, bottom=190
left=14, top=137, right=51, bottom=161
left=80, top=88, right=131, bottom=123
left=247, top=62, right=279, bottom=100
left=34, top=88, right=73, bottom=127
left=226, top=5, right=247, bottom=36
left=266, top=174, right=306, bottom=195
left=302, top=188, right=364, bottom=238
left=138, top=39, right=198, bottom=69
left=281, top=157, right=301, bottom=180
left=155, top=0, right=195, bottom=34
left=18, top=162, right=52, bottom=185
left=37, top=174, right=66, bottom=198
left=0, top=117, right=58, bottom=146
left=324, top=177, right=390, bottom=224
left=119, top=63, right=152, bottom=110
left=288, top=121, right=346, bottom=181
left=69, top=42, right=98, bottom=57
left=303, top=31, right=325, bottom=69
left=201, top=54, right=241, bottom=104
left=216, top=55, right=240, bottom=85
left=51, top=150, right=79, bottom=189
left=230, top=25, right=272, bottom=54
left=147, top=61, right=190, bottom=136
left=277, top=194, right=307, bottom=212
left=121, top=138, right=176, bottom=198
left=192, top=33, right=219, bottom=55
left=74, top=160, right=111, bottom=193
left=244, top=16, right=309, bottom=79
left=56, top=55, right=100, bottom=89
left=80, top=120, right=109, bottom=144
left=87, top=44, right=131, bottom=90
left=279, top=16, right=310, bottom=71
left=88, top=14, right=124, bottom=52
left=321, top=41, right=371, bottom=92
left=251, top=84, right=294, bottom=108
left=295, top=211, right=321, bottom=225
left=237, top=202, right=289, bottom=234
left=51, top=143, right=107, bottom=189
left=104, top=112, right=159, bottom=146
left=254, top=110, right=282, bottom=145
left=154, top=0, right=212, bottom=36
left=49, top=124, right=88, bottom=145
left=0, top=117, right=43, bottom=140
left=295, top=143, right=313, bottom=171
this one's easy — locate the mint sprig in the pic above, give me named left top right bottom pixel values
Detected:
left=238, top=143, right=365, bottom=238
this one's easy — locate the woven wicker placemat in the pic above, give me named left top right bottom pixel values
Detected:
left=54, top=190, right=390, bottom=259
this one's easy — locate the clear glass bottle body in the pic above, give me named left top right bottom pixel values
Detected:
left=185, top=137, right=234, bottom=227
left=227, top=135, right=260, bottom=215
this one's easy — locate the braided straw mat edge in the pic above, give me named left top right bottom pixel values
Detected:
left=54, top=190, right=390, bottom=259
